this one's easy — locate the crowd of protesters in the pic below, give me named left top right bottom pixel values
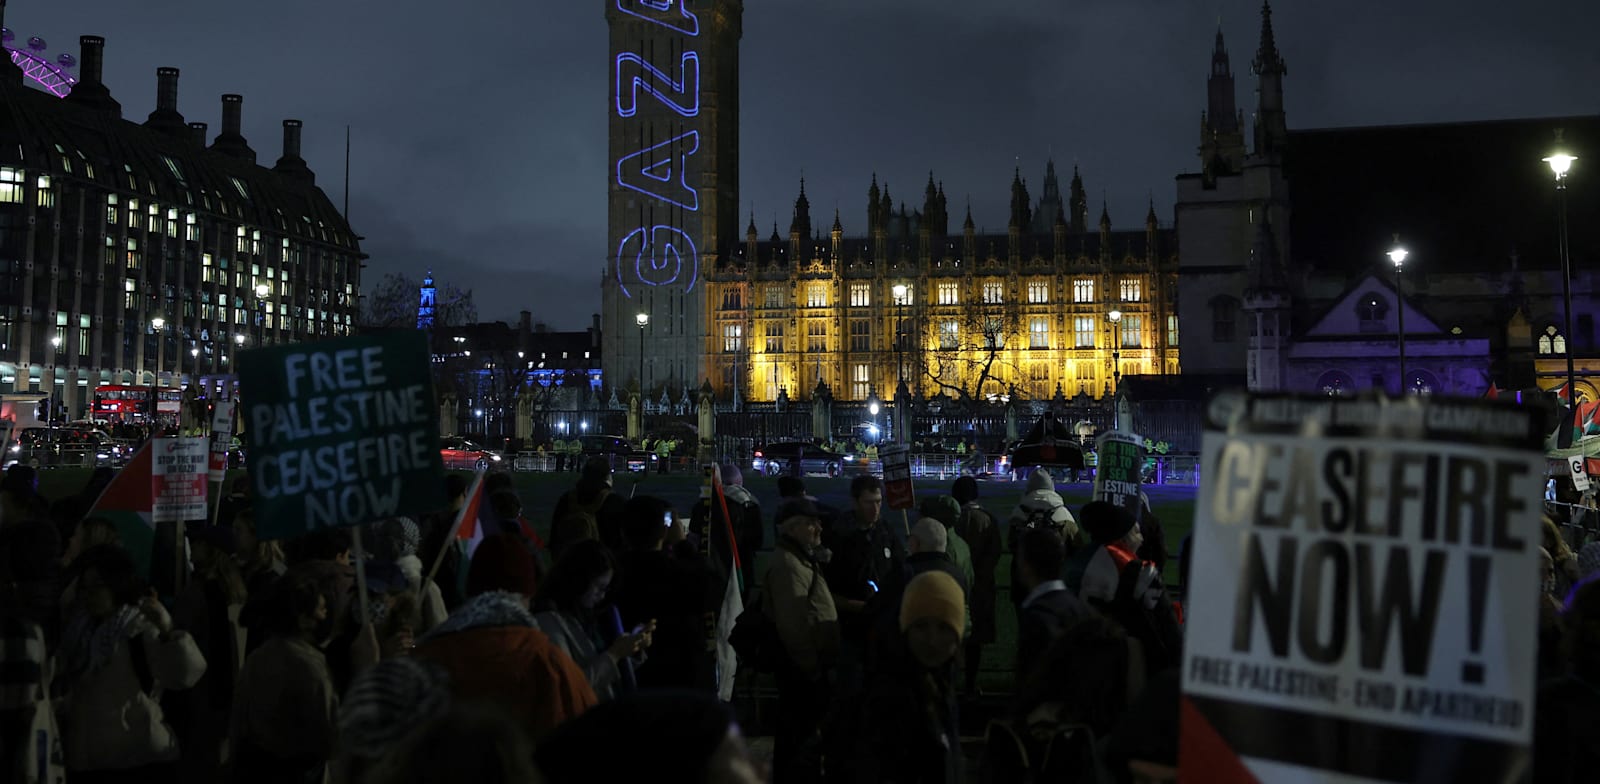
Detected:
left=0, top=456, right=1597, bottom=783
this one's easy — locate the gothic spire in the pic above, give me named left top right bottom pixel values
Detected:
left=1251, top=1, right=1286, bottom=76
left=832, top=208, right=842, bottom=234
left=868, top=173, right=881, bottom=233
left=1008, top=168, right=1032, bottom=231
left=1069, top=165, right=1087, bottom=234
left=789, top=177, right=811, bottom=238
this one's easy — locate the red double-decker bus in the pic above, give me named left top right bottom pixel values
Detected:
left=91, top=385, right=182, bottom=423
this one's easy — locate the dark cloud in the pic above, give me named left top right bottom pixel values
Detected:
left=10, top=0, right=1595, bottom=328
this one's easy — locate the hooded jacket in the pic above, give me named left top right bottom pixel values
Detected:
left=414, top=592, right=598, bottom=740
left=1008, top=468, right=1081, bottom=547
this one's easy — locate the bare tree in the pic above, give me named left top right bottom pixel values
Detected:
left=361, top=272, right=479, bottom=330
left=920, top=301, right=1025, bottom=404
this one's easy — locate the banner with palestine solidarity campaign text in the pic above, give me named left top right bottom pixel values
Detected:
left=1182, top=392, right=1547, bottom=784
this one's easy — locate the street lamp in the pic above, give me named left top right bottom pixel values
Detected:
left=892, top=283, right=908, bottom=387
left=1545, top=147, right=1578, bottom=406
left=234, top=333, right=245, bottom=346
left=868, top=393, right=881, bottom=444
left=635, top=312, right=649, bottom=397
left=1388, top=240, right=1409, bottom=392
left=151, top=317, right=166, bottom=387
left=255, top=284, right=270, bottom=347
left=1108, top=309, right=1123, bottom=388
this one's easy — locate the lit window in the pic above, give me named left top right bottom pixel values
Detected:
left=106, top=194, right=119, bottom=223
left=1120, top=279, right=1142, bottom=302
left=807, top=321, right=827, bottom=352
left=1542, top=326, right=1566, bottom=355
left=1074, top=316, right=1096, bottom=348
left=1073, top=279, right=1095, bottom=303
left=939, top=320, right=959, bottom=349
left=806, top=284, right=828, bottom=309
left=1167, top=315, right=1179, bottom=347
left=851, top=363, right=871, bottom=400
left=1121, top=315, right=1143, bottom=347
left=850, top=283, right=871, bottom=308
left=1027, top=281, right=1050, bottom=304
left=36, top=176, right=53, bottom=208
left=163, top=156, right=186, bottom=184
left=765, top=322, right=785, bottom=354
left=982, top=281, right=1004, bottom=304
left=1030, top=317, right=1050, bottom=349
left=764, top=286, right=784, bottom=309
left=0, top=168, right=24, bottom=204
left=938, top=282, right=959, bottom=305
left=723, top=323, right=743, bottom=353
left=231, top=177, right=251, bottom=202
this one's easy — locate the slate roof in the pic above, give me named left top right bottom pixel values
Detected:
left=1285, top=115, right=1599, bottom=276
left=0, top=73, right=358, bottom=251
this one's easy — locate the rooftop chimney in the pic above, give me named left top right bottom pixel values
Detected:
left=188, top=122, right=208, bottom=148
left=79, top=35, right=104, bottom=85
left=63, top=35, right=121, bottom=116
left=273, top=119, right=315, bottom=184
left=144, top=67, right=188, bottom=137
left=209, top=94, right=256, bottom=163
left=222, top=94, right=241, bottom=135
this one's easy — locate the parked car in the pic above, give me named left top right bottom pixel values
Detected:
left=577, top=434, right=656, bottom=473
left=439, top=436, right=504, bottom=470
left=6, top=426, right=125, bottom=469
left=752, top=441, right=848, bottom=477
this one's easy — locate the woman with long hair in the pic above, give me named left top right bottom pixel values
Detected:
left=532, top=539, right=651, bottom=701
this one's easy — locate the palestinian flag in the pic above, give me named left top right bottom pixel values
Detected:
left=1571, top=401, right=1600, bottom=444
left=452, top=471, right=489, bottom=556
left=708, top=466, right=744, bottom=702
left=86, top=442, right=157, bottom=579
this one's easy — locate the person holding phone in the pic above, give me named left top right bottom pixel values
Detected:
left=533, top=540, right=653, bottom=702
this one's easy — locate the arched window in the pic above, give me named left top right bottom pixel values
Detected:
left=1316, top=370, right=1356, bottom=396
left=1541, top=325, right=1566, bottom=355
left=1407, top=369, right=1440, bottom=395
left=1357, top=294, right=1389, bottom=333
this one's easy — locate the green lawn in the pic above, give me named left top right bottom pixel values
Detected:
left=40, top=466, right=1195, bottom=690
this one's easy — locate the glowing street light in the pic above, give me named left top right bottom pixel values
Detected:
left=892, top=284, right=909, bottom=387
left=151, top=317, right=166, bottom=387
left=1390, top=240, right=1409, bottom=391
left=635, top=312, right=650, bottom=395
left=1546, top=146, right=1578, bottom=406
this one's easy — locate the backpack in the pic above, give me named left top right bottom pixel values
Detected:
left=728, top=559, right=819, bottom=672
left=553, top=490, right=608, bottom=554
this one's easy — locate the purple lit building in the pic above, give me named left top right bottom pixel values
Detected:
left=1176, top=4, right=1599, bottom=400
left=0, top=19, right=362, bottom=416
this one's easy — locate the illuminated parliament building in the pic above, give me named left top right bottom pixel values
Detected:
left=0, top=21, right=362, bottom=416
left=705, top=171, right=1177, bottom=404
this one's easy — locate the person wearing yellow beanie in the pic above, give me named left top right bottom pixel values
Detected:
left=856, top=570, right=966, bottom=782
left=899, top=568, right=965, bottom=673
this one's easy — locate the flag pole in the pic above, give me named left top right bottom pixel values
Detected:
left=426, top=471, right=484, bottom=585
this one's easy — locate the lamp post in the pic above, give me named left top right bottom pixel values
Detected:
left=151, top=316, right=166, bottom=387
left=1545, top=148, right=1577, bottom=406
left=635, top=312, right=649, bottom=397
left=254, top=284, right=270, bottom=347
left=868, top=394, right=881, bottom=444
left=190, top=347, right=200, bottom=389
left=1388, top=241, right=1409, bottom=393
left=892, top=283, right=908, bottom=388
left=1108, top=310, right=1122, bottom=429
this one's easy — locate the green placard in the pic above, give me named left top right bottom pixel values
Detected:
left=1093, top=430, right=1146, bottom=519
left=238, top=331, right=446, bottom=540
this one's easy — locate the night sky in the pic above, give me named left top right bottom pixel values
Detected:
left=9, top=0, right=1596, bottom=329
